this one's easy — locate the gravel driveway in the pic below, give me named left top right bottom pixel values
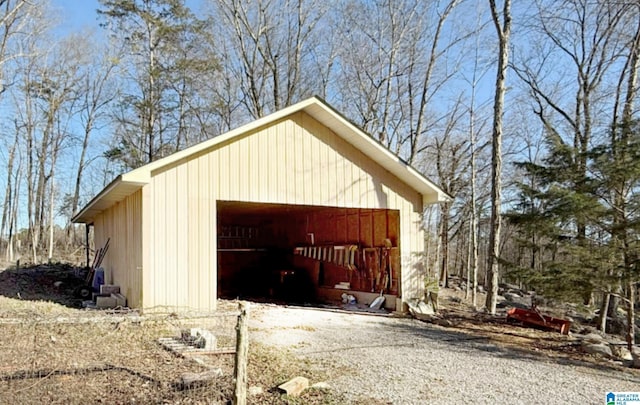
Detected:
left=250, top=304, right=640, bottom=404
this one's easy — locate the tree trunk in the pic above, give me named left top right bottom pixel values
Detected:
left=68, top=116, right=93, bottom=246
left=627, top=279, right=635, bottom=352
left=1, top=126, right=18, bottom=252
left=146, top=15, right=157, bottom=163
left=468, top=32, right=481, bottom=309
left=466, top=217, right=472, bottom=300
left=48, top=180, right=55, bottom=262
left=5, top=161, right=21, bottom=262
left=485, top=0, right=511, bottom=314
left=599, top=292, right=610, bottom=333
left=439, top=202, right=450, bottom=288
left=408, top=0, right=460, bottom=165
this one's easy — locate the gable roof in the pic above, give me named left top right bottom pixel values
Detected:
left=73, top=96, right=450, bottom=223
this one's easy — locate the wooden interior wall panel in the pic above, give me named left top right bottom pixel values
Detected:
left=373, top=210, right=388, bottom=247
left=327, top=211, right=339, bottom=244
left=359, top=211, right=373, bottom=247
left=323, top=262, right=353, bottom=288
left=347, top=212, right=359, bottom=244
left=387, top=210, right=400, bottom=248
left=287, top=213, right=307, bottom=247
left=335, top=211, right=347, bottom=243
left=216, top=202, right=405, bottom=296
left=315, top=211, right=333, bottom=244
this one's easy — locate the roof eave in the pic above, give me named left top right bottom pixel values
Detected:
left=72, top=176, right=147, bottom=224
left=303, top=98, right=450, bottom=204
left=72, top=96, right=452, bottom=223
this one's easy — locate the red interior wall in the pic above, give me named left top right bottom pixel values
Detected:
left=216, top=203, right=401, bottom=298
left=285, top=208, right=399, bottom=248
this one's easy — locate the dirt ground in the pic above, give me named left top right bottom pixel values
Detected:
left=250, top=303, right=640, bottom=404
left=0, top=262, right=87, bottom=310
left=0, top=263, right=637, bottom=404
left=0, top=263, right=353, bottom=404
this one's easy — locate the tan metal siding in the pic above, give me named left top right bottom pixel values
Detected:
left=93, top=190, right=143, bottom=308
left=141, top=184, right=151, bottom=308
left=145, top=156, right=217, bottom=311
left=206, top=112, right=423, bottom=211
left=145, top=111, right=427, bottom=310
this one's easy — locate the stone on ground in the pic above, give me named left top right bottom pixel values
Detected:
left=631, top=348, right=640, bottom=368
left=278, top=376, right=309, bottom=397
left=611, top=345, right=633, bottom=361
left=581, top=332, right=605, bottom=343
left=582, top=342, right=613, bottom=358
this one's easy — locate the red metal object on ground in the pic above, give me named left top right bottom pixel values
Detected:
left=506, top=307, right=571, bottom=335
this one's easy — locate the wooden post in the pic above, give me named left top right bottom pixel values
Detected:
left=233, top=301, right=249, bottom=405
left=85, top=224, right=90, bottom=269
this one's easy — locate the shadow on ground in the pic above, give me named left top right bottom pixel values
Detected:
left=370, top=316, right=640, bottom=384
left=0, top=263, right=87, bottom=308
left=270, top=304, right=640, bottom=385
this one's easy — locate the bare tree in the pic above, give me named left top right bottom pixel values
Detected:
left=460, top=7, right=493, bottom=306
left=0, top=122, right=20, bottom=260
left=431, top=100, right=469, bottom=288
left=485, top=0, right=511, bottom=314
left=0, top=0, right=31, bottom=88
left=209, top=0, right=329, bottom=119
left=62, top=38, right=119, bottom=245
left=335, top=0, right=469, bottom=165
left=0, top=0, right=38, bottom=258
left=8, top=17, right=89, bottom=261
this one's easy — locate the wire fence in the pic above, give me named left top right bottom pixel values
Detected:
left=0, top=303, right=247, bottom=404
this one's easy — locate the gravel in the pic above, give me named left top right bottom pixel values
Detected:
left=250, top=304, right=640, bottom=404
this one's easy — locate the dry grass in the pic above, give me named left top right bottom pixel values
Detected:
left=247, top=342, right=375, bottom=405
left=0, top=306, right=351, bottom=404
left=0, top=295, right=79, bottom=317
left=0, top=264, right=352, bottom=404
left=0, top=310, right=238, bottom=404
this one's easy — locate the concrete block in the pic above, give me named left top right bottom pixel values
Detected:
left=278, top=376, right=309, bottom=397
left=100, top=284, right=120, bottom=294
left=96, top=296, right=117, bottom=309
left=193, top=328, right=217, bottom=350
left=181, top=328, right=217, bottom=350
left=92, top=292, right=110, bottom=301
left=111, top=292, right=127, bottom=307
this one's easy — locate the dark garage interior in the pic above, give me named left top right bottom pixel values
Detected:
left=216, top=200, right=401, bottom=308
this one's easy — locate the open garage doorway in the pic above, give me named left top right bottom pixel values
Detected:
left=216, top=200, right=401, bottom=309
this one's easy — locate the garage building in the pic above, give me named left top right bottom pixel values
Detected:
left=72, top=97, right=449, bottom=311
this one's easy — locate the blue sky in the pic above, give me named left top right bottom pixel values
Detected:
left=52, top=0, right=102, bottom=32
left=51, top=0, right=206, bottom=32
